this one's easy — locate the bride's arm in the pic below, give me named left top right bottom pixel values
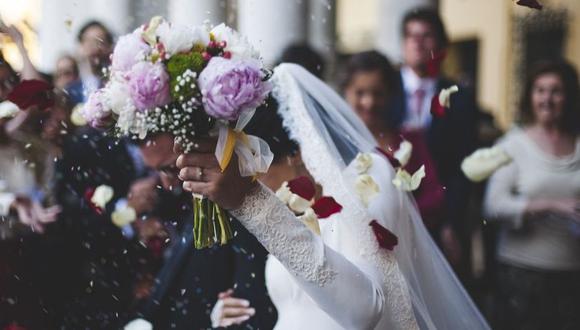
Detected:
left=230, top=182, right=385, bottom=330
left=176, top=148, right=385, bottom=329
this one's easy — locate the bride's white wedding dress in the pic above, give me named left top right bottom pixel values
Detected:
left=231, top=64, right=489, bottom=329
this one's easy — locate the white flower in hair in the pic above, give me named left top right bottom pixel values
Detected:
left=461, top=146, right=511, bottom=182
left=211, top=23, right=260, bottom=60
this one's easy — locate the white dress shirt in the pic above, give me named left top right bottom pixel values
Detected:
left=400, top=66, right=437, bottom=131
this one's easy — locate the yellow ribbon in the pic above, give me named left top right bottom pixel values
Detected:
left=219, top=127, right=251, bottom=172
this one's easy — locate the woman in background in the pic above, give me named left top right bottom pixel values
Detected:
left=484, top=61, right=580, bottom=330
left=341, top=51, right=445, bottom=230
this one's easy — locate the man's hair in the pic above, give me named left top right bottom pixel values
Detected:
left=401, top=8, right=449, bottom=49
left=77, top=20, right=114, bottom=45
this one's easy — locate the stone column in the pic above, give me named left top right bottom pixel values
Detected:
left=375, top=0, right=437, bottom=63
left=237, top=0, right=308, bottom=65
left=168, top=0, right=227, bottom=27
left=308, top=0, right=336, bottom=59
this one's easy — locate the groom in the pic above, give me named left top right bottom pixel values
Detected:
left=132, top=133, right=276, bottom=329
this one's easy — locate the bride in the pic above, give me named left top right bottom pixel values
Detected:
left=176, top=64, right=489, bottom=329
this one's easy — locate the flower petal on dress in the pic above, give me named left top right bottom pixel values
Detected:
left=369, top=220, right=398, bottom=251
left=392, top=165, right=426, bottom=192
left=287, top=176, right=316, bottom=200
left=311, top=196, right=342, bottom=219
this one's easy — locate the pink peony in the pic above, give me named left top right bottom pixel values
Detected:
left=111, top=32, right=150, bottom=72
left=127, top=62, right=171, bottom=111
left=82, top=89, right=113, bottom=128
left=198, top=57, right=271, bottom=121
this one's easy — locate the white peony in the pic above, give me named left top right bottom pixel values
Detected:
left=157, top=22, right=210, bottom=56
left=438, top=85, right=459, bottom=108
left=211, top=23, right=260, bottom=60
left=355, top=174, right=380, bottom=206
left=461, top=146, right=511, bottom=182
left=124, top=318, right=153, bottom=330
left=0, top=101, right=19, bottom=119
left=354, top=153, right=373, bottom=174
left=392, top=166, right=426, bottom=192
left=91, top=185, right=114, bottom=209
left=298, top=208, right=321, bottom=235
left=105, top=78, right=132, bottom=115
left=275, top=182, right=292, bottom=204
left=112, top=205, right=137, bottom=228
left=394, top=140, right=413, bottom=167
left=288, top=194, right=312, bottom=214
left=111, top=31, right=150, bottom=72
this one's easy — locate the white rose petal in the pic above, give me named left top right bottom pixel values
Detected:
left=394, top=140, right=413, bottom=167
left=392, top=165, right=426, bottom=192
left=112, top=205, right=137, bottom=228
left=354, top=153, right=373, bottom=174
left=461, top=146, right=512, bottom=182
left=438, top=85, right=459, bottom=108
left=298, top=208, right=320, bottom=235
left=355, top=174, right=380, bottom=206
left=275, top=182, right=292, bottom=204
left=124, top=318, right=153, bottom=330
left=0, top=101, right=19, bottom=119
left=70, top=103, right=87, bottom=126
left=288, top=194, right=312, bottom=214
left=142, top=16, right=164, bottom=46
left=91, top=185, right=114, bottom=209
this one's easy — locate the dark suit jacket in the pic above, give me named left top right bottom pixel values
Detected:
left=137, top=192, right=277, bottom=330
left=389, top=72, right=478, bottom=231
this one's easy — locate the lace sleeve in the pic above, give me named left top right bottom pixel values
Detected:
left=231, top=183, right=386, bottom=330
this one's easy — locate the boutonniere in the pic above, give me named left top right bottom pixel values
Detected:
left=276, top=176, right=342, bottom=235
left=461, top=146, right=512, bottom=182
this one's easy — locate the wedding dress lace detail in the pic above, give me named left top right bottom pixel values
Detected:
left=231, top=183, right=337, bottom=286
left=271, top=65, right=418, bottom=330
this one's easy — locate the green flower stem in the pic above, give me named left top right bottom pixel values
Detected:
left=192, top=196, right=233, bottom=249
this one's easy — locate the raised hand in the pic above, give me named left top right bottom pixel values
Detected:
left=210, top=289, right=255, bottom=328
left=175, top=138, right=257, bottom=210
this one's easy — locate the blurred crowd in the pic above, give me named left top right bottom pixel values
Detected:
left=0, top=7, right=578, bottom=330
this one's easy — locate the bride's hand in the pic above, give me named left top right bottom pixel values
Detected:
left=210, top=289, right=255, bottom=328
left=175, top=138, right=257, bottom=210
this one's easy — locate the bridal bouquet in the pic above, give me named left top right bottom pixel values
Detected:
left=83, top=17, right=273, bottom=249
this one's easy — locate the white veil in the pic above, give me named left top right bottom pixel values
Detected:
left=271, top=63, right=490, bottom=330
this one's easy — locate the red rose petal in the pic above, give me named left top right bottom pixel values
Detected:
left=516, top=0, right=543, bottom=10
left=430, top=94, right=446, bottom=118
left=311, top=196, right=343, bottom=219
left=375, top=147, right=401, bottom=168
left=83, top=187, right=103, bottom=215
left=426, top=50, right=446, bottom=78
left=369, top=220, right=398, bottom=251
left=7, top=79, right=55, bottom=111
left=287, top=176, right=316, bottom=200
